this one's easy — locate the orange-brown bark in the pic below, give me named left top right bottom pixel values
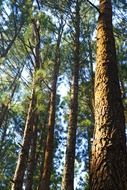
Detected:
left=25, top=115, right=38, bottom=190
left=90, top=1, right=127, bottom=189
left=61, top=1, right=80, bottom=189
left=38, top=20, right=64, bottom=190
left=11, top=82, right=37, bottom=190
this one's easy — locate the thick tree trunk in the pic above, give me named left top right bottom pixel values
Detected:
left=38, top=20, right=64, bottom=190
left=90, top=1, right=127, bottom=190
left=61, top=2, right=80, bottom=190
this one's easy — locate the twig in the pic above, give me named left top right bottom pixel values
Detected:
left=18, top=142, right=23, bottom=148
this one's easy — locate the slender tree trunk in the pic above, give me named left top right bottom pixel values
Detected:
left=0, top=66, right=24, bottom=128
left=11, top=79, right=37, bottom=190
left=90, top=1, right=127, bottom=190
left=87, top=39, right=95, bottom=181
left=88, top=38, right=95, bottom=112
left=38, top=123, right=47, bottom=185
left=11, top=19, right=41, bottom=190
left=25, top=114, right=38, bottom=190
left=0, top=114, right=9, bottom=158
left=61, top=2, right=80, bottom=190
left=38, top=19, right=64, bottom=190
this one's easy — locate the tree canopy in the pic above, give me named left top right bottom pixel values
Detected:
left=0, top=0, right=127, bottom=190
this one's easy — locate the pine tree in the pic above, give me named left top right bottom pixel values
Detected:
left=38, top=16, right=64, bottom=190
left=11, top=18, right=41, bottom=190
left=90, top=0, right=127, bottom=189
left=61, top=1, right=80, bottom=189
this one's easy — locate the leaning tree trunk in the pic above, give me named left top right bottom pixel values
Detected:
left=0, top=66, right=24, bottom=128
left=61, top=1, right=80, bottom=190
left=11, top=81, right=37, bottom=190
left=90, top=1, right=127, bottom=190
left=38, top=19, right=64, bottom=190
left=11, top=19, right=41, bottom=190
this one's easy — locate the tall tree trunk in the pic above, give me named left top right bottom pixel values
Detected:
left=25, top=113, right=38, bottom=190
left=11, top=81, right=37, bottom=190
left=61, top=1, right=80, bottom=190
left=11, top=19, right=41, bottom=190
left=38, top=19, right=64, bottom=190
left=90, top=1, right=127, bottom=190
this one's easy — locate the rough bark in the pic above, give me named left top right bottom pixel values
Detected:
left=90, top=1, right=127, bottom=190
left=38, top=19, right=64, bottom=190
left=61, top=1, right=80, bottom=190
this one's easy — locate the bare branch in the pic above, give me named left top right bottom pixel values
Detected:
left=86, top=0, right=100, bottom=13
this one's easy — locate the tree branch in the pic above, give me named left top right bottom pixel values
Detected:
left=0, top=24, right=23, bottom=58
left=86, top=0, right=100, bottom=13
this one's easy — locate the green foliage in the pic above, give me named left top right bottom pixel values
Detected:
left=0, top=1, right=126, bottom=189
